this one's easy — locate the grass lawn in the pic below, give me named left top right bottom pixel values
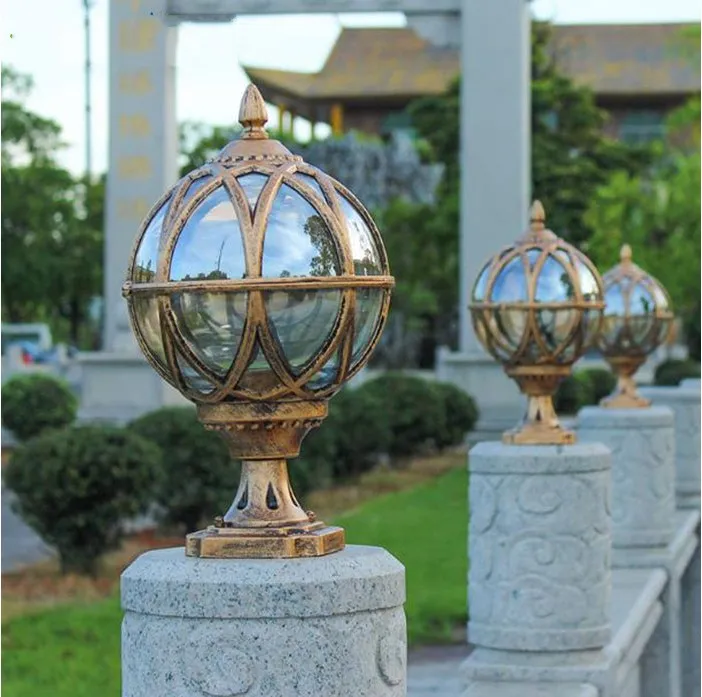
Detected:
left=2, top=462, right=468, bottom=695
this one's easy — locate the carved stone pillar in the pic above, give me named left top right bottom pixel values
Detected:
left=577, top=406, right=675, bottom=552
left=639, top=384, right=701, bottom=510
left=121, top=546, right=406, bottom=697
left=465, top=442, right=611, bottom=673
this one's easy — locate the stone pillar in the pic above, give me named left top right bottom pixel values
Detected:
left=577, top=407, right=675, bottom=553
left=78, top=0, right=183, bottom=424
left=577, top=406, right=679, bottom=697
left=463, top=442, right=612, bottom=695
left=639, top=384, right=701, bottom=510
left=437, top=0, right=530, bottom=436
left=121, top=545, right=406, bottom=697
left=105, top=0, right=178, bottom=353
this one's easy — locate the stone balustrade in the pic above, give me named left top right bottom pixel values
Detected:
left=462, top=379, right=700, bottom=697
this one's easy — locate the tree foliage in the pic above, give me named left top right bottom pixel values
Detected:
left=585, top=102, right=701, bottom=359
left=375, top=21, right=651, bottom=365
left=1, top=66, right=103, bottom=347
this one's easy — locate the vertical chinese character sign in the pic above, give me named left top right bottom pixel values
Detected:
left=105, top=0, right=178, bottom=352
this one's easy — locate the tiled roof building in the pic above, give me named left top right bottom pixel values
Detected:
left=243, top=23, right=700, bottom=143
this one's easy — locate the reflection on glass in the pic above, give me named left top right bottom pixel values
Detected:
left=581, top=309, right=603, bottom=347
left=629, top=283, right=654, bottom=315
left=600, top=316, right=622, bottom=347
left=536, top=308, right=575, bottom=351
left=308, top=351, right=340, bottom=390
left=604, top=283, right=626, bottom=316
left=262, top=184, right=341, bottom=278
left=490, top=257, right=527, bottom=303
left=132, top=296, right=167, bottom=372
left=534, top=256, right=574, bottom=302
left=238, top=341, right=280, bottom=393
left=472, top=263, right=490, bottom=302
left=293, top=173, right=327, bottom=203
left=574, top=256, right=600, bottom=301
left=176, top=353, right=214, bottom=394
left=237, top=173, right=269, bottom=213
left=338, top=193, right=382, bottom=276
left=494, top=307, right=527, bottom=350
left=265, top=289, right=341, bottom=374
left=479, top=311, right=512, bottom=361
left=182, top=175, right=213, bottom=205
left=525, top=248, right=542, bottom=267
left=651, top=284, right=669, bottom=311
left=658, top=318, right=673, bottom=346
left=170, top=186, right=246, bottom=281
left=171, top=291, right=247, bottom=377
left=629, top=315, right=655, bottom=345
left=133, top=200, right=169, bottom=282
left=352, top=288, right=384, bottom=367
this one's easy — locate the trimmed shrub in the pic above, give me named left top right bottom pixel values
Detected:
left=358, top=373, right=446, bottom=458
left=433, top=381, right=479, bottom=448
left=328, top=387, right=391, bottom=479
left=578, top=368, right=617, bottom=404
left=1, top=373, right=78, bottom=442
left=127, top=407, right=239, bottom=534
left=4, top=425, right=161, bottom=575
left=654, top=359, right=701, bottom=386
left=553, top=372, right=594, bottom=415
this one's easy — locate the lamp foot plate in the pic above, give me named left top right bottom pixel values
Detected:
left=503, top=424, right=576, bottom=445
left=185, top=522, right=345, bottom=559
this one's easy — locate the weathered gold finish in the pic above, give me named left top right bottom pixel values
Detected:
left=122, top=84, right=393, bottom=558
left=469, top=201, right=605, bottom=445
left=598, top=244, right=674, bottom=409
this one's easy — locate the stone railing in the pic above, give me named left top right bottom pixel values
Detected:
left=462, top=379, right=701, bottom=697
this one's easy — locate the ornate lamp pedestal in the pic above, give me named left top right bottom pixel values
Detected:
left=639, top=383, right=702, bottom=511
left=122, top=547, right=406, bottom=697
left=463, top=441, right=614, bottom=696
left=119, top=86, right=406, bottom=697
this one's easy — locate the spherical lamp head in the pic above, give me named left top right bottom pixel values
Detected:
left=597, top=244, right=673, bottom=408
left=469, top=201, right=605, bottom=445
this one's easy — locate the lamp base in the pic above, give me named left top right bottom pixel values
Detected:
left=502, top=422, right=576, bottom=445
left=185, top=522, right=345, bottom=559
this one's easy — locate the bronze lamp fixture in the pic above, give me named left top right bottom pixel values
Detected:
left=469, top=201, right=605, bottom=445
left=122, top=85, right=394, bottom=558
left=597, top=244, right=674, bottom=408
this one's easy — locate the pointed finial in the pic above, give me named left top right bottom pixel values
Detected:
left=530, top=200, right=546, bottom=232
left=238, top=84, right=268, bottom=139
left=620, top=243, right=632, bottom=264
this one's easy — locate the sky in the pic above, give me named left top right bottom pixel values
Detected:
left=2, top=0, right=700, bottom=176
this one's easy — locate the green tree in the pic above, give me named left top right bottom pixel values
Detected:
left=585, top=114, right=701, bottom=360
left=585, top=26, right=701, bottom=360
left=1, top=66, right=103, bottom=346
left=374, top=21, right=653, bottom=366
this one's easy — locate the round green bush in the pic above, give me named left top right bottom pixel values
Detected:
left=127, top=407, right=240, bottom=534
left=357, top=373, right=446, bottom=458
left=433, top=381, right=479, bottom=448
left=4, top=425, right=162, bottom=575
left=329, top=387, right=391, bottom=478
left=654, top=359, right=701, bottom=386
left=553, top=372, right=594, bottom=415
left=578, top=368, right=617, bottom=404
left=1, top=373, right=78, bottom=442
